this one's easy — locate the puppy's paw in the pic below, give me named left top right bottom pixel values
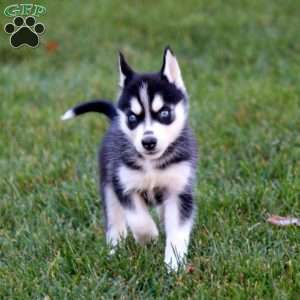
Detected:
left=164, top=253, right=180, bottom=272
left=108, top=247, right=116, bottom=256
left=164, top=242, right=187, bottom=272
left=133, top=222, right=159, bottom=245
left=106, top=226, right=128, bottom=254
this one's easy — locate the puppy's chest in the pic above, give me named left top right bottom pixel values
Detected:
left=118, top=161, right=191, bottom=195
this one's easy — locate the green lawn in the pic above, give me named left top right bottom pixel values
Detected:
left=1, top=0, right=300, bottom=298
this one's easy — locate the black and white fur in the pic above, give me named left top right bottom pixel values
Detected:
left=61, top=47, right=198, bottom=271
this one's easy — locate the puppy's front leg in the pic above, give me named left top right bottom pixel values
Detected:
left=104, top=185, right=128, bottom=250
left=125, top=193, right=159, bottom=245
left=164, top=192, right=194, bottom=271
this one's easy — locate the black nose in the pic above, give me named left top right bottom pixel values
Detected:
left=142, top=136, right=157, bottom=151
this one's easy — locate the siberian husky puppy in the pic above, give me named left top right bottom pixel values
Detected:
left=61, top=47, right=198, bottom=271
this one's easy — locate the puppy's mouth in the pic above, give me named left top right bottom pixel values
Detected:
left=145, top=150, right=159, bottom=155
left=142, top=149, right=162, bottom=159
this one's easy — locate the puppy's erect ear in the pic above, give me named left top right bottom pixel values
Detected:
left=161, top=47, right=186, bottom=92
left=118, top=52, right=134, bottom=88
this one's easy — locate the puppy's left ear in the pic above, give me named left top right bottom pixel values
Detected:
left=118, top=52, right=135, bottom=88
left=161, top=47, right=186, bottom=92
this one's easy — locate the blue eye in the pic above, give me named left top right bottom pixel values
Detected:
left=159, top=110, right=169, bottom=118
left=128, top=114, right=137, bottom=123
left=158, top=108, right=172, bottom=124
left=127, top=113, right=139, bottom=129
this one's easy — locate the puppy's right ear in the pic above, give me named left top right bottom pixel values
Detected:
left=118, top=52, right=134, bottom=88
left=161, top=46, right=186, bottom=92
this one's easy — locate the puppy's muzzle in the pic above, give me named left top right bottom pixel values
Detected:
left=142, top=136, right=157, bottom=151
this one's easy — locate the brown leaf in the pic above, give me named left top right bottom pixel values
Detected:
left=186, top=264, right=195, bottom=273
left=45, top=40, right=59, bottom=53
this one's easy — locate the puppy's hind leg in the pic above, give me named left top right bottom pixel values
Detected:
left=103, top=185, right=128, bottom=252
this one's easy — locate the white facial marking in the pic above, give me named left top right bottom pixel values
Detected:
left=163, top=49, right=186, bottom=92
left=139, top=83, right=151, bottom=126
left=130, top=97, right=142, bottom=115
left=152, top=94, right=164, bottom=112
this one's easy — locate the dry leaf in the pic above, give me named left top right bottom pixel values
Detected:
left=267, top=215, right=300, bottom=226
left=46, top=40, right=59, bottom=53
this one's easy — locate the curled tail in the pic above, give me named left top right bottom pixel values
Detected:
left=61, top=100, right=118, bottom=121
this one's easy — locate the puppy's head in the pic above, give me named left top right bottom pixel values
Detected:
left=117, top=47, right=188, bottom=160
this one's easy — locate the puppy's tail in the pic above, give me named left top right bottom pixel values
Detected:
left=61, top=100, right=118, bottom=121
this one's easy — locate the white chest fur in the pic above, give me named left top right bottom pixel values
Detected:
left=118, top=161, right=191, bottom=195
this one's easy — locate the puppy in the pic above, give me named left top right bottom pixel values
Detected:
left=61, top=47, right=198, bottom=271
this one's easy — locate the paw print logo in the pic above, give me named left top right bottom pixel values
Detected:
left=4, top=16, right=45, bottom=48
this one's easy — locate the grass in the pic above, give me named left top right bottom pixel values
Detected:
left=0, top=0, right=300, bottom=298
